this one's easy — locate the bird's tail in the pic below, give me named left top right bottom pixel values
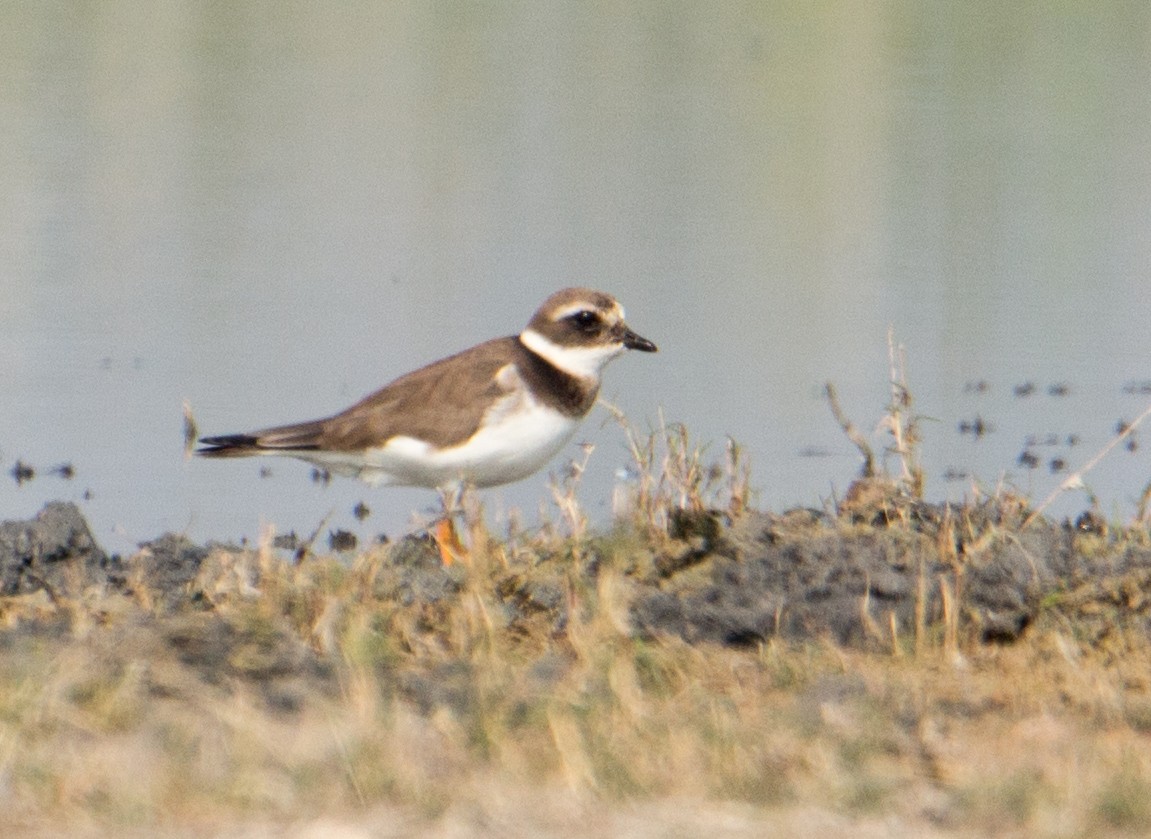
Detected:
left=196, top=421, right=325, bottom=457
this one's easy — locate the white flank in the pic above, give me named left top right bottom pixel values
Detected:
left=519, top=328, right=624, bottom=380
left=301, top=382, right=581, bottom=489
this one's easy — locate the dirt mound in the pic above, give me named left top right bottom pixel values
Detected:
left=630, top=499, right=1151, bottom=648
left=3, top=500, right=1150, bottom=650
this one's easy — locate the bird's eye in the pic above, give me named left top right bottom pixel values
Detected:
left=569, top=310, right=599, bottom=330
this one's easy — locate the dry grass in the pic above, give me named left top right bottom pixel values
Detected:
left=3, top=508, right=1151, bottom=838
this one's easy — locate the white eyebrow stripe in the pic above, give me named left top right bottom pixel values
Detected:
left=552, top=302, right=596, bottom=320
left=551, top=301, right=623, bottom=321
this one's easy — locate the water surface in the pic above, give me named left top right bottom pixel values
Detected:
left=4, top=3, right=1151, bottom=553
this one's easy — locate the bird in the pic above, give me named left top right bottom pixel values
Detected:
left=197, top=287, right=657, bottom=561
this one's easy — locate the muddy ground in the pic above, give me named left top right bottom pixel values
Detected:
left=3, top=492, right=1148, bottom=654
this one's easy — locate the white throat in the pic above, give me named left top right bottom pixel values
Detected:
left=519, top=328, right=624, bottom=380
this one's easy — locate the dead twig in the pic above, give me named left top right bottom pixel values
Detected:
left=824, top=382, right=875, bottom=478
left=294, top=510, right=335, bottom=564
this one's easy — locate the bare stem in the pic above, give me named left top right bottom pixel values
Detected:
left=1023, top=398, right=1151, bottom=528
left=885, top=328, right=923, bottom=496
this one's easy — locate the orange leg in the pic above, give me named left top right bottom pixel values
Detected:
left=433, top=516, right=468, bottom=566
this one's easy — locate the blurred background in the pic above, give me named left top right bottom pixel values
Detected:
left=3, top=3, right=1151, bottom=554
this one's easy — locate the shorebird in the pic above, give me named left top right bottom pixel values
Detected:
left=197, top=287, right=657, bottom=561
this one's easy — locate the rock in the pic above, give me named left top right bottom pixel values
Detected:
left=0, top=502, right=114, bottom=598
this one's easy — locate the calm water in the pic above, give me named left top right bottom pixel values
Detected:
left=4, top=3, right=1151, bottom=554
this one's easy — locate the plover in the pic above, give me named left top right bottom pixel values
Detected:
left=197, top=287, right=657, bottom=558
